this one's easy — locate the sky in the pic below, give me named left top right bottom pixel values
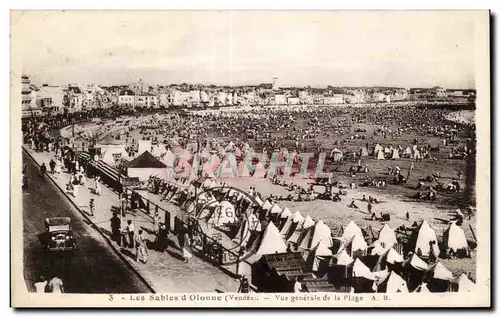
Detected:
left=12, top=11, right=481, bottom=89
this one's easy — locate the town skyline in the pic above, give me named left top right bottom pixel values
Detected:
left=15, top=11, right=477, bottom=90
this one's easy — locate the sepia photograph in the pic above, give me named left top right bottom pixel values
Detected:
left=10, top=10, right=490, bottom=307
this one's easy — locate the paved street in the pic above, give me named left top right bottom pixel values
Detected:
left=22, top=150, right=151, bottom=293
left=23, top=147, right=240, bottom=293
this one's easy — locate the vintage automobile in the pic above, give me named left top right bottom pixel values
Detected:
left=43, top=217, right=76, bottom=252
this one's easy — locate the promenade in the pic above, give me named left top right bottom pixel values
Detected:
left=23, top=146, right=240, bottom=293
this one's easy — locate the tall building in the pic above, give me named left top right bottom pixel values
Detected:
left=21, top=75, right=32, bottom=110
left=272, top=77, right=279, bottom=91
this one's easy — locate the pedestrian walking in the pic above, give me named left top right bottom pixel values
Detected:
left=155, top=224, right=169, bottom=252
left=110, top=212, right=122, bottom=246
left=33, top=276, right=47, bottom=293
left=49, top=159, right=56, bottom=174
left=89, top=198, right=95, bottom=217
left=40, top=163, right=47, bottom=178
left=181, top=231, right=193, bottom=263
left=135, top=229, right=148, bottom=263
left=152, top=211, right=160, bottom=234
left=94, top=176, right=102, bottom=196
left=72, top=174, right=79, bottom=198
left=126, top=220, right=135, bottom=249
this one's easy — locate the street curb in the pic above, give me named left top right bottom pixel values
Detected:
left=22, top=146, right=157, bottom=294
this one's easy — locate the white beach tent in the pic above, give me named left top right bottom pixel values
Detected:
left=391, top=149, right=400, bottom=160
left=376, top=150, right=385, bottom=160
left=428, top=262, right=454, bottom=281
left=280, top=207, right=293, bottom=220
left=403, top=146, right=412, bottom=156
left=373, top=144, right=383, bottom=157
left=376, top=271, right=409, bottom=293
left=405, top=253, right=428, bottom=271
left=415, top=220, right=440, bottom=258
left=310, top=220, right=333, bottom=251
left=341, top=220, right=363, bottom=241
left=302, top=215, right=316, bottom=230
left=443, top=221, right=470, bottom=253
left=378, top=224, right=398, bottom=249
left=269, top=202, right=283, bottom=215
left=338, top=233, right=368, bottom=257
left=280, top=211, right=304, bottom=236
left=307, top=240, right=333, bottom=271
left=335, top=249, right=354, bottom=266
left=253, top=222, right=287, bottom=258
left=352, top=258, right=375, bottom=280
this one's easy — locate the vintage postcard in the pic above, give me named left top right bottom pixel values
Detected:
left=10, top=10, right=490, bottom=307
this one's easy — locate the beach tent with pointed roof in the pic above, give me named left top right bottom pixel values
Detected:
left=127, top=150, right=167, bottom=181
left=306, top=240, right=333, bottom=272
left=334, top=249, right=354, bottom=266
left=262, top=200, right=273, bottom=211
left=425, top=262, right=454, bottom=292
left=427, top=262, right=454, bottom=281
left=310, top=220, right=333, bottom=250
left=376, top=149, right=385, bottom=160
left=369, top=240, right=388, bottom=256
left=302, top=215, right=315, bottom=230
left=351, top=258, right=375, bottom=280
left=373, top=144, right=383, bottom=157
left=249, top=222, right=287, bottom=263
left=269, top=202, right=282, bottom=215
left=280, top=211, right=303, bottom=236
left=405, top=253, right=428, bottom=271
left=342, top=221, right=363, bottom=241
left=443, top=221, right=470, bottom=254
left=412, top=149, right=421, bottom=160
left=454, top=273, right=475, bottom=292
left=359, top=146, right=369, bottom=157
left=338, top=234, right=367, bottom=258
left=415, top=220, right=440, bottom=258
left=377, top=271, right=409, bottom=293
left=280, top=207, right=293, bottom=219
left=298, top=226, right=314, bottom=250
left=373, top=248, right=404, bottom=271
left=391, top=149, right=400, bottom=159
left=404, top=146, right=412, bottom=156
left=378, top=224, right=398, bottom=249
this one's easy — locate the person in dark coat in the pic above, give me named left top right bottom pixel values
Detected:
left=110, top=212, right=122, bottom=246
left=155, top=224, right=169, bottom=252
left=49, top=159, right=56, bottom=174
left=40, top=163, right=47, bottom=178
